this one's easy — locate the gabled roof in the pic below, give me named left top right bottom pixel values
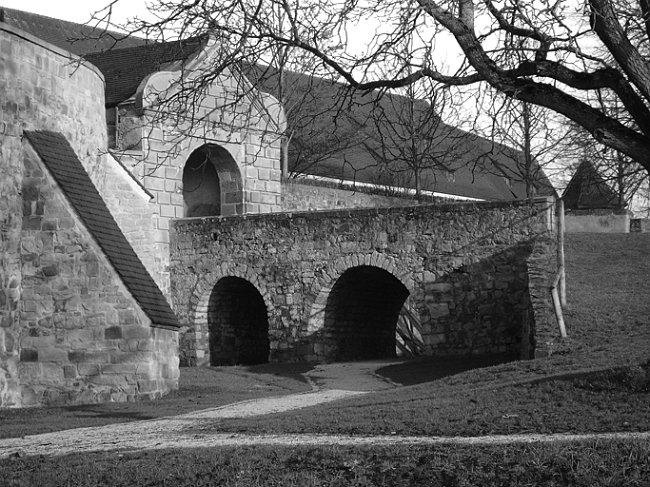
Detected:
left=84, top=37, right=205, bottom=106
left=562, top=160, right=620, bottom=210
left=24, top=130, right=179, bottom=328
left=0, top=7, right=149, bottom=55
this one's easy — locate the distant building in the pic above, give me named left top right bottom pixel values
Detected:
left=562, top=160, right=630, bottom=232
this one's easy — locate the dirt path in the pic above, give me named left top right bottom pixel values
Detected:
left=2, top=385, right=649, bottom=459
left=2, top=360, right=648, bottom=459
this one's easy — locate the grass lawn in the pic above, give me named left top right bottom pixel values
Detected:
left=0, top=363, right=312, bottom=439
left=3, top=440, right=650, bottom=486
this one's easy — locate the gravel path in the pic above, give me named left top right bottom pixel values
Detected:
left=2, top=360, right=648, bottom=459
left=2, top=386, right=649, bottom=459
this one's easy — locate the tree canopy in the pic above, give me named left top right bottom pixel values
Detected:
left=96, top=0, right=650, bottom=174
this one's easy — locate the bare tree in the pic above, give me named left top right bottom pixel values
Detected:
left=361, top=82, right=470, bottom=200
left=481, top=97, right=564, bottom=197
left=92, top=0, right=650, bottom=176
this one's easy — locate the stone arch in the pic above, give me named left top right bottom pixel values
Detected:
left=183, top=266, right=273, bottom=366
left=182, top=144, right=243, bottom=217
left=307, top=253, right=414, bottom=334
left=207, top=276, right=270, bottom=365
left=307, top=253, right=416, bottom=362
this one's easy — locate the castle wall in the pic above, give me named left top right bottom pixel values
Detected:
left=111, top=57, right=284, bottom=295
left=281, top=180, right=425, bottom=211
left=18, top=146, right=178, bottom=406
left=1, top=24, right=106, bottom=406
left=0, top=24, right=178, bottom=407
left=171, top=199, right=557, bottom=364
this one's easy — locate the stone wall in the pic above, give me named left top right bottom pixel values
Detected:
left=281, top=180, right=426, bottom=211
left=0, top=24, right=178, bottom=407
left=102, top=155, right=165, bottom=293
left=0, top=24, right=108, bottom=407
left=110, top=51, right=284, bottom=295
left=11, top=144, right=179, bottom=407
left=565, top=209, right=631, bottom=233
left=524, top=236, right=559, bottom=358
left=170, top=198, right=556, bottom=364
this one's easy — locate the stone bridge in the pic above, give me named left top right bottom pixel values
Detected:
left=170, top=198, right=557, bottom=366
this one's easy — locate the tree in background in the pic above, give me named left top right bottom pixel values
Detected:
left=481, top=97, right=565, bottom=197
left=93, top=0, right=650, bottom=177
left=362, top=82, right=470, bottom=201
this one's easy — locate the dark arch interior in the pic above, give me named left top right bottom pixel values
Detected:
left=182, top=144, right=242, bottom=217
left=323, top=265, right=409, bottom=362
left=208, top=277, right=270, bottom=366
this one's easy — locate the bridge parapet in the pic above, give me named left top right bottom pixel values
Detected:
left=170, top=198, right=557, bottom=364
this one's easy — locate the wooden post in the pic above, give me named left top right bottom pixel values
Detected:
left=551, top=266, right=567, bottom=338
left=557, top=198, right=566, bottom=306
left=280, top=137, right=289, bottom=180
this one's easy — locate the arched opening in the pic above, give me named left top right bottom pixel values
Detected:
left=208, top=277, right=269, bottom=365
left=182, top=144, right=243, bottom=217
left=323, top=266, right=409, bottom=362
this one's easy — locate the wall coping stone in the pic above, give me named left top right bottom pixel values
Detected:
left=0, top=22, right=105, bottom=82
left=173, top=197, right=555, bottom=226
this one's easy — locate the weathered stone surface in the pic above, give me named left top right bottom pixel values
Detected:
left=281, top=180, right=430, bottom=212
left=0, top=25, right=179, bottom=408
left=171, top=198, right=556, bottom=364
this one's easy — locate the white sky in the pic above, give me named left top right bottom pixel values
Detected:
left=0, top=0, right=147, bottom=24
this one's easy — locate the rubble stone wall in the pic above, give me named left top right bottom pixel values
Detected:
left=171, top=198, right=557, bottom=364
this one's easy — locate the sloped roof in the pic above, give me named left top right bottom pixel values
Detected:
left=84, top=37, right=205, bottom=106
left=5, top=6, right=555, bottom=201
left=245, top=64, right=556, bottom=201
left=0, top=7, right=149, bottom=55
left=24, top=130, right=179, bottom=328
left=562, top=160, right=620, bottom=210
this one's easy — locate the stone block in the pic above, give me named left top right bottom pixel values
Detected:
left=123, top=326, right=151, bottom=340
left=104, top=326, right=123, bottom=340
left=137, top=380, right=160, bottom=393
left=88, top=374, right=130, bottom=387
left=78, top=363, right=100, bottom=376
left=20, top=348, right=39, bottom=362
left=40, top=363, right=64, bottom=382
left=118, top=309, right=137, bottom=325
left=102, top=363, right=138, bottom=375
left=38, top=348, right=68, bottom=363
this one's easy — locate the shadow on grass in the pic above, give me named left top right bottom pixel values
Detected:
left=376, top=353, right=519, bottom=386
left=60, top=405, right=158, bottom=421
left=243, top=363, right=315, bottom=383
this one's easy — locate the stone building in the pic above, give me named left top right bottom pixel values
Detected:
left=1, top=9, right=560, bottom=408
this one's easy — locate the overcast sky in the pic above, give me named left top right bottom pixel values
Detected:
left=0, top=0, right=147, bottom=24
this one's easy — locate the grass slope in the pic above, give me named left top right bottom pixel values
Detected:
left=0, top=364, right=312, bottom=439
left=3, top=440, right=650, bottom=486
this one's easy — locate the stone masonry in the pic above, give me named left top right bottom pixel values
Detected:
left=1, top=17, right=562, bottom=408
left=109, top=37, right=285, bottom=296
left=170, top=198, right=558, bottom=365
left=0, top=24, right=179, bottom=407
